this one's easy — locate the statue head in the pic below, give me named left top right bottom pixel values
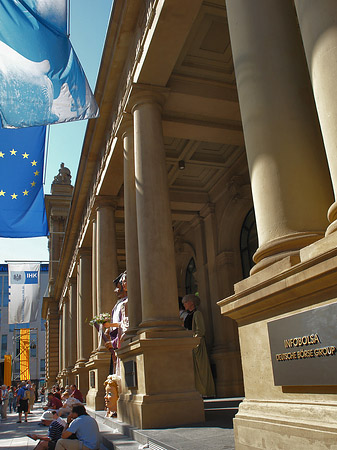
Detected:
left=103, top=374, right=121, bottom=417
left=113, top=271, right=127, bottom=298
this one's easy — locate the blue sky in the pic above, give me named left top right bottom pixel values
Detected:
left=0, top=0, right=113, bottom=263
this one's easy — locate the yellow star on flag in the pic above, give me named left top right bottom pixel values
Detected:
left=31, top=160, right=37, bottom=166
left=23, top=190, right=29, bottom=196
left=0, top=152, right=4, bottom=158
left=11, top=193, right=18, bottom=200
left=22, top=152, right=29, bottom=159
left=34, top=170, right=40, bottom=176
left=0, top=190, right=5, bottom=196
left=31, top=181, right=36, bottom=187
left=10, top=149, right=17, bottom=155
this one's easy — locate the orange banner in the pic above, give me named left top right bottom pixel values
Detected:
left=4, top=354, right=11, bottom=386
left=20, top=329, right=30, bottom=380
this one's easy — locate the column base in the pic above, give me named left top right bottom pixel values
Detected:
left=117, top=329, right=205, bottom=429
left=251, top=232, right=323, bottom=274
left=326, top=201, right=337, bottom=235
left=234, top=400, right=337, bottom=450
left=85, top=352, right=111, bottom=411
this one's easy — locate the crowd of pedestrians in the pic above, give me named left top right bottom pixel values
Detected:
left=1, top=381, right=101, bottom=449
left=0, top=380, right=44, bottom=422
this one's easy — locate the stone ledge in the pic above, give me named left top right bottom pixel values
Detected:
left=218, top=250, right=337, bottom=324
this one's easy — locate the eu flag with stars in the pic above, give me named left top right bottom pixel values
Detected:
left=0, top=126, right=49, bottom=237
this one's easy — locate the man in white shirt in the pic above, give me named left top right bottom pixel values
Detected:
left=58, top=392, right=82, bottom=417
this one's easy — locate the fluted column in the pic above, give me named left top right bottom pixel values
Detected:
left=68, top=277, right=77, bottom=370
left=122, top=122, right=142, bottom=333
left=131, top=90, right=181, bottom=329
left=225, top=0, right=333, bottom=272
left=96, top=197, right=119, bottom=316
left=91, top=219, right=98, bottom=352
left=76, top=249, right=93, bottom=364
left=294, top=0, right=337, bottom=235
left=46, top=301, right=59, bottom=388
left=59, top=312, right=63, bottom=375
left=62, top=299, right=69, bottom=373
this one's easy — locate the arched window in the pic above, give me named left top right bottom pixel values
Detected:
left=240, top=209, right=258, bottom=279
left=185, top=257, right=198, bottom=294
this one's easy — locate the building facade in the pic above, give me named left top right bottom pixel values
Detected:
left=0, top=263, right=48, bottom=385
left=43, top=1, right=337, bottom=448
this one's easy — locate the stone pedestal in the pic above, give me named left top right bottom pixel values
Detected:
left=218, top=237, right=337, bottom=450
left=72, top=364, right=89, bottom=399
left=85, top=352, right=111, bottom=410
left=117, top=330, right=205, bottom=429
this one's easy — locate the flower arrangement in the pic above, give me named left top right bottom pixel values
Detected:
left=89, top=312, right=111, bottom=326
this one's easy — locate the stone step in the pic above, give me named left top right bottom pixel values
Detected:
left=203, top=397, right=244, bottom=410
left=89, top=398, right=239, bottom=450
left=89, top=410, right=142, bottom=450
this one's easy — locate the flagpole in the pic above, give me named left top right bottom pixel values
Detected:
left=67, top=0, right=71, bottom=37
left=43, top=125, right=50, bottom=186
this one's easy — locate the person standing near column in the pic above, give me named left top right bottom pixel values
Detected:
left=8, top=386, right=15, bottom=413
left=16, top=381, right=29, bottom=423
left=182, top=295, right=216, bottom=398
left=1, top=385, right=8, bottom=420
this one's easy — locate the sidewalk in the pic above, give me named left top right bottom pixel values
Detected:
left=0, top=403, right=46, bottom=449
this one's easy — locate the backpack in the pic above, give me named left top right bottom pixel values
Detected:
left=23, top=388, right=30, bottom=400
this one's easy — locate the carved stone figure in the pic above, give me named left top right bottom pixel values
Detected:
left=53, top=162, right=71, bottom=185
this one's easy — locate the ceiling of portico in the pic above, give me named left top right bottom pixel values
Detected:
left=161, top=0, right=247, bottom=225
left=165, top=137, right=244, bottom=194
left=95, top=0, right=247, bottom=229
left=172, top=4, right=235, bottom=84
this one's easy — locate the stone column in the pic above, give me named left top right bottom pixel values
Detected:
left=74, top=248, right=92, bottom=397
left=96, top=197, right=119, bottom=316
left=132, top=91, right=181, bottom=329
left=45, top=301, right=59, bottom=389
left=294, top=0, right=337, bottom=235
left=116, top=88, right=204, bottom=429
left=58, top=311, right=63, bottom=378
left=122, top=123, right=142, bottom=333
left=62, top=299, right=70, bottom=382
left=225, top=0, right=333, bottom=273
left=67, top=277, right=77, bottom=385
left=91, top=219, right=98, bottom=353
left=86, top=204, right=117, bottom=410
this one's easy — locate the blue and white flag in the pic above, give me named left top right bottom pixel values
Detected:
left=0, top=0, right=99, bottom=128
left=8, top=263, right=41, bottom=324
left=0, top=126, right=49, bottom=237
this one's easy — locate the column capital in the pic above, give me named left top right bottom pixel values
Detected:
left=126, top=83, right=170, bottom=114
left=60, top=296, right=69, bottom=308
left=69, top=276, right=77, bottom=287
left=77, top=247, right=91, bottom=259
left=94, top=195, right=118, bottom=212
left=120, top=113, right=133, bottom=138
